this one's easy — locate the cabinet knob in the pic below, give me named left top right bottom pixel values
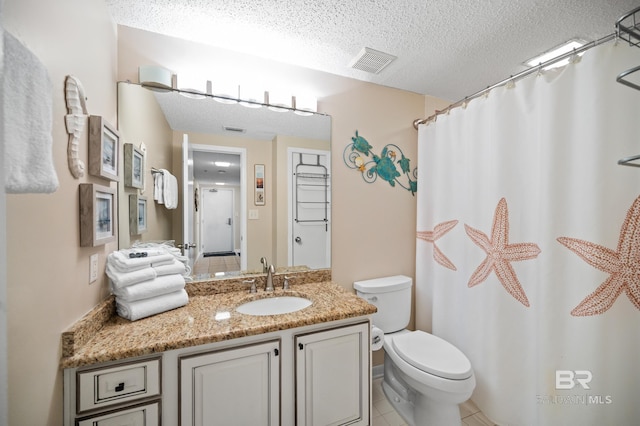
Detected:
left=115, top=382, right=125, bottom=392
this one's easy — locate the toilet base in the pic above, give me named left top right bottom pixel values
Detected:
left=382, top=379, right=463, bottom=426
left=381, top=380, right=414, bottom=425
left=383, top=356, right=463, bottom=426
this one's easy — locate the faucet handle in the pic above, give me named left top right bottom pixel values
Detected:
left=243, top=279, right=257, bottom=294
left=283, top=276, right=291, bottom=290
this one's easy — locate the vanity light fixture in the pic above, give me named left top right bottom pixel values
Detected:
left=138, top=65, right=173, bottom=92
left=267, top=90, right=293, bottom=112
left=175, top=73, right=207, bottom=99
left=239, top=85, right=266, bottom=108
left=294, top=94, right=317, bottom=116
left=524, top=39, right=588, bottom=70
left=214, top=161, right=231, bottom=167
left=212, top=82, right=240, bottom=104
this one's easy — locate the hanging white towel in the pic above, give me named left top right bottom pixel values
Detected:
left=2, top=29, right=58, bottom=193
left=154, top=170, right=164, bottom=204
left=162, top=169, right=178, bottom=209
left=116, top=289, right=189, bottom=321
left=112, top=274, right=186, bottom=302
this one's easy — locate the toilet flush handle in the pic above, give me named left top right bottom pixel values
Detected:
left=367, top=296, right=378, bottom=302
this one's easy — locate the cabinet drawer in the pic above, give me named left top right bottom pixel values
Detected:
left=76, top=400, right=160, bottom=426
left=77, top=356, right=161, bottom=413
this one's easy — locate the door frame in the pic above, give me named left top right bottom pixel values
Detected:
left=188, top=144, right=247, bottom=271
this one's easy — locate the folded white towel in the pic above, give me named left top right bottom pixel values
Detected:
left=154, top=171, right=164, bottom=204
left=106, top=263, right=157, bottom=289
left=162, top=169, right=178, bottom=209
left=3, top=30, right=58, bottom=193
left=153, top=259, right=187, bottom=276
left=108, top=251, right=174, bottom=272
left=116, top=289, right=189, bottom=321
left=120, top=247, right=171, bottom=258
left=112, top=274, right=186, bottom=302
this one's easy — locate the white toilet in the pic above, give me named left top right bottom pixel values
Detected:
left=354, top=275, right=475, bottom=426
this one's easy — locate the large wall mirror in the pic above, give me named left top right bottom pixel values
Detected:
left=117, top=82, right=331, bottom=282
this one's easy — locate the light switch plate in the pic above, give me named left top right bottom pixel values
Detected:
left=249, top=209, right=259, bottom=220
left=90, top=254, right=99, bottom=283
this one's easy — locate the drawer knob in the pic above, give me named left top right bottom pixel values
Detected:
left=115, top=382, right=125, bottom=392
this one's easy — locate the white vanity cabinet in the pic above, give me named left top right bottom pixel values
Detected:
left=295, top=322, right=370, bottom=426
left=63, top=356, right=162, bottom=426
left=179, top=339, right=281, bottom=426
left=65, top=317, right=371, bottom=426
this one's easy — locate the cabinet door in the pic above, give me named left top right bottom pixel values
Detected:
left=180, top=340, right=280, bottom=426
left=296, top=322, right=370, bottom=426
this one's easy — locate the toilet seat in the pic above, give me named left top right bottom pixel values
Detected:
left=391, top=330, right=472, bottom=380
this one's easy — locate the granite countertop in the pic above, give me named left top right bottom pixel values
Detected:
left=60, top=270, right=377, bottom=369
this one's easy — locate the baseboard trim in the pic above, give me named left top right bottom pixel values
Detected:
left=372, top=364, right=384, bottom=379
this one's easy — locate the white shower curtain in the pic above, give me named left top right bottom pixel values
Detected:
left=416, top=41, right=640, bottom=426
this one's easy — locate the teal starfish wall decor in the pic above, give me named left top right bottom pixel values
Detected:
left=343, top=130, right=417, bottom=195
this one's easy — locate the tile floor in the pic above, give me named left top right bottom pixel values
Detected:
left=192, top=254, right=241, bottom=279
left=372, top=377, right=496, bottom=426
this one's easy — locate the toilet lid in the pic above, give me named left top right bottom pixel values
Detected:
left=391, top=331, right=472, bottom=380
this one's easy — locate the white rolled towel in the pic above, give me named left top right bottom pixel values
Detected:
left=112, top=274, right=186, bottom=302
left=116, top=289, right=189, bottom=321
left=153, top=259, right=187, bottom=277
left=106, top=263, right=157, bottom=289
left=108, top=251, right=174, bottom=272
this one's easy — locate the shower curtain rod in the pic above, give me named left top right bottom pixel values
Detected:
left=413, top=33, right=617, bottom=129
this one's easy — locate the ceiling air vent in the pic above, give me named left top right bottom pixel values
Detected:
left=349, top=47, right=397, bottom=74
left=223, top=126, right=246, bottom=133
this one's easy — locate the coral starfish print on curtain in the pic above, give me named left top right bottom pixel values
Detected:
left=417, top=220, right=459, bottom=270
left=464, top=198, right=541, bottom=307
left=557, top=195, right=640, bottom=316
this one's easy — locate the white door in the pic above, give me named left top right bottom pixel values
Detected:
left=181, top=135, right=197, bottom=268
left=201, top=188, right=234, bottom=254
left=289, top=149, right=331, bottom=269
left=295, top=322, right=370, bottom=426
left=180, top=340, right=280, bottom=426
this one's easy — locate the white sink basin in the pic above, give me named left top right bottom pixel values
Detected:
left=236, top=296, right=312, bottom=316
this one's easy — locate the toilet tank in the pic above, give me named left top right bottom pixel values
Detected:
left=353, top=275, right=412, bottom=333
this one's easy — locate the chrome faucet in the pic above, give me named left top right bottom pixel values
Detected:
left=265, top=264, right=275, bottom=292
left=260, top=257, right=269, bottom=273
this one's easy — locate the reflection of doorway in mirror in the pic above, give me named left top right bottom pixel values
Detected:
left=186, top=143, right=247, bottom=276
left=289, top=149, right=331, bottom=269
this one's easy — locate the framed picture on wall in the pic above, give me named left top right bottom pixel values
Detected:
left=124, top=143, right=145, bottom=189
left=88, top=115, right=120, bottom=181
left=255, top=164, right=265, bottom=205
left=129, top=194, right=147, bottom=235
left=79, top=183, right=117, bottom=247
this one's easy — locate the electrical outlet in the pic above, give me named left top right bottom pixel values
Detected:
left=90, top=254, right=99, bottom=284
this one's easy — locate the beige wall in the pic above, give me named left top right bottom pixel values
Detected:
left=3, top=0, right=117, bottom=424
left=1, top=5, right=450, bottom=425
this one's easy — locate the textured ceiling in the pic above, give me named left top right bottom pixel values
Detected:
left=106, top=0, right=640, bottom=102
